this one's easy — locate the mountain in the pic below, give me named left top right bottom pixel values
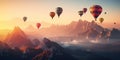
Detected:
left=32, top=38, right=78, bottom=60
left=1, top=37, right=118, bottom=60
left=69, top=20, right=108, bottom=39
left=0, top=41, right=23, bottom=60
left=38, top=20, right=109, bottom=40
left=110, top=28, right=120, bottom=39
left=24, top=25, right=43, bottom=39
left=4, top=26, right=33, bottom=48
left=65, top=46, right=113, bottom=60
left=32, top=39, right=41, bottom=46
left=0, top=41, right=11, bottom=50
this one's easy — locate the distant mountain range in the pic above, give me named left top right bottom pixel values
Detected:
left=31, top=20, right=111, bottom=40
left=23, top=20, right=120, bottom=40
left=0, top=19, right=119, bottom=60
left=1, top=27, right=78, bottom=60
left=1, top=26, right=119, bottom=60
left=0, top=37, right=78, bottom=60
left=0, top=37, right=114, bottom=60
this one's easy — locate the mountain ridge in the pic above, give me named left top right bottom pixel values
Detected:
left=4, top=26, right=33, bottom=48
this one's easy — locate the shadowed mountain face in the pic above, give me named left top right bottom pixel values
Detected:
left=4, top=26, right=33, bottom=48
left=0, top=40, right=43, bottom=60
left=110, top=28, right=120, bottom=39
left=32, top=38, right=78, bottom=60
left=0, top=38, right=78, bottom=60
left=0, top=37, right=119, bottom=60
left=0, top=41, right=11, bottom=50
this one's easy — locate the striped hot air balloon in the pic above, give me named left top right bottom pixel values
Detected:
left=90, top=5, right=102, bottom=21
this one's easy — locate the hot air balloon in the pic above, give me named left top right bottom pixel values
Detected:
left=78, top=11, right=83, bottom=17
left=99, top=18, right=104, bottom=23
left=83, top=8, right=87, bottom=13
left=90, top=5, right=102, bottom=21
left=114, top=22, right=116, bottom=24
left=23, top=16, right=27, bottom=22
left=50, top=12, right=55, bottom=19
left=36, top=23, right=41, bottom=29
left=56, top=7, right=63, bottom=18
left=104, top=12, right=107, bottom=14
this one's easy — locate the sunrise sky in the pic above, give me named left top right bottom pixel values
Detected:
left=0, top=0, right=120, bottom=29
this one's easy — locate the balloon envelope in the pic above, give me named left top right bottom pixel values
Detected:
left=90, top=5, right=102, bottom=21
left=83, top=8, right=87, bottom=13
left=36, top=23, right=41, bottom=29
left=23, top=16, right=27, bottom=22
left=104, top=12, right=107, bottom=14
left=78, top=11, right=83, bottom=17
left=50, top=12, right=55, bottom=19
left=56, top=7, right=63, bottom=17
left=114, top=22, right=116, bottom=24
left=99, top=18, right=104, bottom=23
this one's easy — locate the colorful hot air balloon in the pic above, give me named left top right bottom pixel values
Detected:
left=50, top=12, right=55, bottom=19
left=78, top=11, right=83, bottom=17
left=99, top=18, right=104, bottom=23
left=36, top=23, right=41, bottom=29
left=83, top=8, right=87, bottom=13
left=90, top=5, right=102, bottom=21
left=23, top=16, right=27, bottom=22
left=56, top=7, right=63, bottom=18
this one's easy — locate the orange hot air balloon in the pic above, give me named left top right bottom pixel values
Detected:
left=50, top=12, right=55, bottom=19
left=36, top=23, right=41, bottom=29
left=83, top=8, right=87, bottom=13
left=90, top=5, right=102, bottom=21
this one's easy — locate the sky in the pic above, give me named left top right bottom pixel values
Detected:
left=0, top=0, right=120, bottom=29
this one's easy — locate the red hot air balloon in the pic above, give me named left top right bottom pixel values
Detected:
left=83, top=8, right=87, bottom=13
left=50, top=12, right=55, bottom=19
left=90, top=5, right=102, bottom=21
left=36, top=23, right=41, bottom=29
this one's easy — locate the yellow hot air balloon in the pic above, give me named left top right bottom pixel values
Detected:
left=99, top=18, right=104, bottom=23
left=78, top=11, right=83, bottom=17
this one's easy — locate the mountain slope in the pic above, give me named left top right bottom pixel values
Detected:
left=110, top=28, right=120, bottom=39
left=39, top=20, right=109, bottom=40
left=32, top=38, right=78, bottom=60
left=5, top=26, right=33, bottom=48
